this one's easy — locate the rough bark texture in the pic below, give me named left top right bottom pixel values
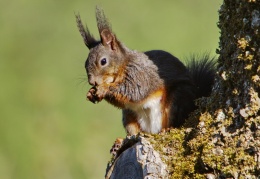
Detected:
left=106, top=136, right=167, bottom=179
left=105, top=0, right=260, bottom=178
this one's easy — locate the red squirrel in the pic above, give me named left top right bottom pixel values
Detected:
left=75, top=7, right=216, bottom=136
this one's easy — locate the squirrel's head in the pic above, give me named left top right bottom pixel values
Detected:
left=76, top=7, right=126, bottom=87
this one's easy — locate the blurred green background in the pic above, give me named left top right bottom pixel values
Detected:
left=0, top=0, right=222, bottom=178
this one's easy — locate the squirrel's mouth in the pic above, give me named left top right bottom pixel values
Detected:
left=91, top=75, right=116, bottom=87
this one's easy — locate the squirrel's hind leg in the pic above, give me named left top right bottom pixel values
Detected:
left=122, top=109, right=141, bottom=136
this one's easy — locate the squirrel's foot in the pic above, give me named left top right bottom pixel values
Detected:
left=110, top=138, right=124, bottom=158
left=110, top=135, right=139, bottom=159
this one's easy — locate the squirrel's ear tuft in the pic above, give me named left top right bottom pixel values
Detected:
left=95, top=6, right=111, bottom=35
left=75, top=13, right=98, bottom=49
left=96, top=6, right=119, bottom=51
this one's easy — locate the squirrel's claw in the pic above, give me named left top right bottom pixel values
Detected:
left=110, top=138, right=124, bottom=157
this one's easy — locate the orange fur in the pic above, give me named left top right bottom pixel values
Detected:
left=159, top=88, right=170, bottom=129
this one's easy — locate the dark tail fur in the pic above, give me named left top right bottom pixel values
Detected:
left=185, top=53, right=216, bottom=99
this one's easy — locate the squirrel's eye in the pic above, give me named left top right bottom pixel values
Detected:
left=100, top=58, right=107, bottom=66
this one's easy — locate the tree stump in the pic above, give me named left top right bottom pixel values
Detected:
left=106, top=136, right=167, bottom=179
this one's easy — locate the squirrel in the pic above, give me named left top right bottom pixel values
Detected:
left=75, top=7, right=216, bottom=136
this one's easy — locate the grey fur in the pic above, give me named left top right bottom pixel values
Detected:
left=109, top=49, right=164, bottom=102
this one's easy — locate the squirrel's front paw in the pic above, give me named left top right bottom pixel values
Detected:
left=94, top=86, right=106, bottom=102
left=86, top=86, right=106, bottom=103
left=87, top=87, right=100, bottom=103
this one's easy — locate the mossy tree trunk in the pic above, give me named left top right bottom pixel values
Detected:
left=106, top=0, right=260, bottom=178
left=186, top=0, right=260, bottom=177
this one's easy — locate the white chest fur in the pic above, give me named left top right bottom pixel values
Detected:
left=127, top=95, right=163, bottom=134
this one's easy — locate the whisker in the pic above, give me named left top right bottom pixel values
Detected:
left=74, top=75, right=89, bottom=90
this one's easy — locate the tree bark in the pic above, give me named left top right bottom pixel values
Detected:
left=105, top=136, right=167, bottom=179
left=105, top=0, right=260, bottom=178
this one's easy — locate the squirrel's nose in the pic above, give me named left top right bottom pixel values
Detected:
left=89, top=81, right=95, bottom=86
left=88, top=75, right=96, bottom=86
left=89, top=79, right=96, bottom=86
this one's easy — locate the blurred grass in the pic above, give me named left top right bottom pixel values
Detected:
left=0, top=0, right=222, bottom=178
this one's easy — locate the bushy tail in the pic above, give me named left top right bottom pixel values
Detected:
left=185, top=53, right=216, bottom=99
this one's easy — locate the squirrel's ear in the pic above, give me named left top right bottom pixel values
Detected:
left=75, top=13, right=98, bottom=49
left=96, top=6, right=119, bottom=51
left=100, top=29, right=117, bottom=50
